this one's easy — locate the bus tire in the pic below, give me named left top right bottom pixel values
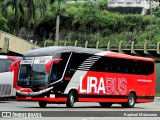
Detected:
left=121, top=93, right=135, bottom=108
left=38, top=101, right=47, bottom=108
left=99, top=102, right=112, bottom=108
left=66, top=92, right=75, bottom=108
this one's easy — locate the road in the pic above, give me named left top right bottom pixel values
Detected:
left=0, top=97, right=160, bottom=119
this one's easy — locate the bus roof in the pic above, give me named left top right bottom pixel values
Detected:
left=24, top=46, right=103, bottom=57
left=105, top=51, right=154, bottom=62
left=24, top=46, right=154, bottom=62
left=0, top=55, right=22, bottom=61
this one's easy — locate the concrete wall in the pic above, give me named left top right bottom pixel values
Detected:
left=0, top=30, right=39, bottom=55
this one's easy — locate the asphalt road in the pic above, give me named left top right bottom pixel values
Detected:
left=0, top=97, right=160, bottom=119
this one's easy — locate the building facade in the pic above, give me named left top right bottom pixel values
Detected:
left=108, top=0, right=159, bottom=14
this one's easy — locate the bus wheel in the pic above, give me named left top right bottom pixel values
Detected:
left=38, top=101, right=47, bottom=108
left=121, top=93, right=135, bottom=108
left=99, top=102, right=112, bottom=108
left=66, top=92, right=75, bottom=108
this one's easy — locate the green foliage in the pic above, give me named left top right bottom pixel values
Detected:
left=102, top=28, right=112, bottom=37
left=156, top=93, right=160, bottom=97
left=0, top=15, right=9, bottom=31
left=0, top=0, right=24, bottom=34
left=155, top=7, right=160, bottom=17
left=1, top=0, right=160, bottom=46
left=96, top=0, right=108, bottom=8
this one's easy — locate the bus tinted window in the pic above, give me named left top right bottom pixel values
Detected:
left=90, top=57, right=154, bottom=75
left=65, top=53, right=91, bottom=77
left=69, top=53, right=91, bottom=70
left=50, top=52, right=71, bottom=81
left=0, top=59, right=14, bottom=73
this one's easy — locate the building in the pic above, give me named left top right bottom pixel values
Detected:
left=108, top=0, right=159, bottom=15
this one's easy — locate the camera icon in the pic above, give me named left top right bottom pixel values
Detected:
left=2, top=112, right=12, bottom=118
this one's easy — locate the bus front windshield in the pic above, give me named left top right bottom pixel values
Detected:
left=18, top=64, right=48, bottom=86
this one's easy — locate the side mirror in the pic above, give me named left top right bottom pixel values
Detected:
left=46, top=58, right=62, bottom=72
left=10, top=60, right=21, bottom=88
left=10, top=60, right=21, bottom=72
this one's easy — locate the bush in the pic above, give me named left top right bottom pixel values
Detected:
left=0, top=15, right=9, bottom=31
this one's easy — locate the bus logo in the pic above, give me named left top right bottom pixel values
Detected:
left=80, top=76, right=127, bottom=95
left=2, top=112, right=11, bottom=118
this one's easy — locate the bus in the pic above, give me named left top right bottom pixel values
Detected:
left=10, top=46, right=155, bottom=108
left=0, top=55, right=22, bottom=99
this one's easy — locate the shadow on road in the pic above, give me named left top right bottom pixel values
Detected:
left=0, top=101, right=10, bottom=103
left=20, top=105, right=145, bottom=110
left=0, top=98, right=16, bottom=103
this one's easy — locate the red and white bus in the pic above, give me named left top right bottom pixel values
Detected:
left=0, top=55, right=22, bottom=98
left=10, top=46, right=155, bottom=108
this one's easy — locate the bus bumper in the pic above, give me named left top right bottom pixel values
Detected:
left=16, top=97, right=67, bottom=103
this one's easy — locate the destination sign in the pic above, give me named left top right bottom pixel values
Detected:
left=34, top=59, right=50, bottom=64
left=21, top=60, right=33, bottom=64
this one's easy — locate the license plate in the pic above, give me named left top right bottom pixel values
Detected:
left=50, top=94, right=55, bottom=98
left=26, top=97, right=31, bottom=100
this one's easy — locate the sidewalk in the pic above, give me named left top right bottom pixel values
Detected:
left=155, top=97, right=160, bottom=100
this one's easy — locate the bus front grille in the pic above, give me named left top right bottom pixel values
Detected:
left=0, top=84, right=11, bottom=96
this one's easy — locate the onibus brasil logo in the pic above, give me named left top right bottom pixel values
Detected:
left=1, top=112, right=42, bottom=118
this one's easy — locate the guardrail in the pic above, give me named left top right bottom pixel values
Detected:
left=44, top=40, right=160, bottom=54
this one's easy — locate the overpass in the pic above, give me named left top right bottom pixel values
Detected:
left=45, top=40, right=160, bottom=62
left=0, top=30, right=39, bottom=56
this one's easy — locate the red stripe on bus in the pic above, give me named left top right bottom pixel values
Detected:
left=78, top=98, right=127, bottom=102
left=16, top=97, right=67, bottom=102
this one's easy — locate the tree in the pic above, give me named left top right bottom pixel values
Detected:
left=1, top=0, right=24, bottom=34
left=50, top=0, right=66, bottom=45
left=0, top=14, right=9, bottom=31
left=24, top=0, right=47, bottom=35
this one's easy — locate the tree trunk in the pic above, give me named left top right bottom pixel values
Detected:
left=54, top=14, right=60, bottom=46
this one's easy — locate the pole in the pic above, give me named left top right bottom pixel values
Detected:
left=149, top=0, right=152, bottom=41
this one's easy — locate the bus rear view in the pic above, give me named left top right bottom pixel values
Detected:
left=0, top=55, right=22, bottom=99
left=11, top=46, right=155, bottom=108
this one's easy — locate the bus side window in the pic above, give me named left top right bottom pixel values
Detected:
left=105, top=66, right=108, bottom=71
left=52, top=73, right=57, bottom=80
left=107, top=64, right=112, bottom=72
left=117, top=66, right=121, bottom=71
left=51, top=63, right=60, bottom=81
left=19, top=66, right=27, bottom=79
